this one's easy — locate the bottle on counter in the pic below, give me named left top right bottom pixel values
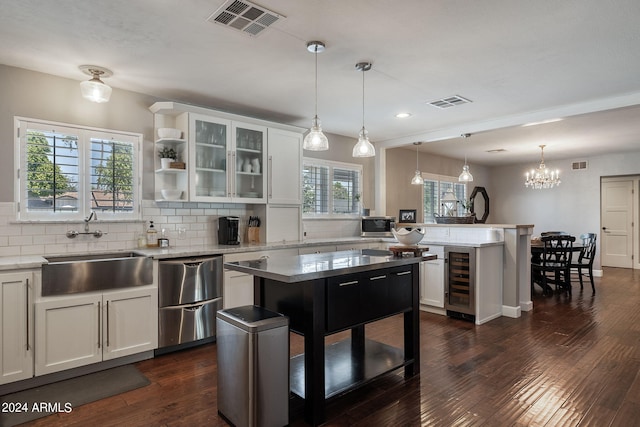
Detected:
left=158, top=228, right=170, bottom=248
left=137, top=233, right=147, bottom=248
left=146, top=221, right=158, bottom=247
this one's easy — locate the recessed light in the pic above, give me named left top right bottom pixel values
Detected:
left=395, top=112, right=412, bottom=118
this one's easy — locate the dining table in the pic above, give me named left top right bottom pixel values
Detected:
left=531, top=238, right=583, bottom=294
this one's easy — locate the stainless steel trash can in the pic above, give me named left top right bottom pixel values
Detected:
left=217, top=305, right=289, bottom=427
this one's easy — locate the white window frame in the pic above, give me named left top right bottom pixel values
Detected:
left=302, top=158, right=363, bottom=219
left=14, top=117, right=142, bottom=222
left=421, top=172, right=469, bottom=223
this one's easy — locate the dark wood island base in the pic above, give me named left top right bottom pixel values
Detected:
left=253, top=259, right=423, bottom=426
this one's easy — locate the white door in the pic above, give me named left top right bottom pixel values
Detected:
left=601, top=178, right=634, bottom=268
left=267, top=128, right=302, bottom=204
left=103, top=287, right=158, bottom=361
left=35, top=294, right=102, bottom=375
left=0, top=272, right=33, bottom=384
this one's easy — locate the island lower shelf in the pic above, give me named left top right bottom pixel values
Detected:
left=290, top=337, right=409, bottom=399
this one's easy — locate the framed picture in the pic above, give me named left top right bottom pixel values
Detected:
left=399, top=209, right=416, bottom=223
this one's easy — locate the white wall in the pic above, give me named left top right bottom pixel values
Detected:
left=490, top=150, right=640, bottom=270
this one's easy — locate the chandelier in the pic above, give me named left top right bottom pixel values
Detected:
left=525, top=145, right=560, bottom=189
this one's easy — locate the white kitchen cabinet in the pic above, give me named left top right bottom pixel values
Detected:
left=420, top=245, right=445, bottom=313
left=267, top=128, right=302, bottom=204
left=186, top=113, right=267, bottom=203
left=223, top=249, right=298, bottom=309
left=151, top=102, right=305, bottom=206
left=35, top=286, right=157, bottom=375
left=0, top=271, right=34, bottom=385
left=102, top=287, right=158, bottom=361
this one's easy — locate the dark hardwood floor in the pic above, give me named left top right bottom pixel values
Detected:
left=20, top=267, right=640, bottom=426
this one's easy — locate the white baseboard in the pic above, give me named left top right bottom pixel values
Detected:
left=502, top=305, right=523, bottom=318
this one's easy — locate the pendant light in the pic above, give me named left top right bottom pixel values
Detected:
left=525, top=145, right=561, bottom=189
left=458, top=133, right=474, bottom=182
left=352, top=62, right=376, bottom=157
left=302, top=41, right=329, bottom=151
left=411, top=142, right=424, bottom=185
left=79, top=65, right=113, bottom=103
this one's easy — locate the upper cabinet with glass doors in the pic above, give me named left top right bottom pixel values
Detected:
left=150, top=102, right=302, bottom=205
left=187, top=113, right=266, bottom=203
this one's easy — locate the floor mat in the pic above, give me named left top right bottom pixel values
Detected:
left=0, top=364, right=150, bottom=426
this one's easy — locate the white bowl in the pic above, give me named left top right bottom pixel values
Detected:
left=161, top=189, right=183, bottom=200
left=158, top=128, right=182, bottom=139
left=392, top=227, right=426, bottom=245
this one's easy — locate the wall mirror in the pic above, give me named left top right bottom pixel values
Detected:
left=470, top=186, right=490, bottom=223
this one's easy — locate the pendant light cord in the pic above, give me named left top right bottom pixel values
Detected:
left=361, top=68, right=365, bottom=128
left=314, top=45, right=318, bottom=118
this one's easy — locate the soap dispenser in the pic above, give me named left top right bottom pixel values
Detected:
left=146, top=221, right=158, bottom=247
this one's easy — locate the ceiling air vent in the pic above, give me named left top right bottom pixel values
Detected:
left=207, top=0, right=285, bottom=37
left=572, top=161, right=588, bottom=170
left=427, top=95, right=472, bottom=109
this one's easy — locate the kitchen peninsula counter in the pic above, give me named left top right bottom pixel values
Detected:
left=225, top=249, right=431, bottom=426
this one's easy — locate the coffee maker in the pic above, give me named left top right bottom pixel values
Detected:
left=218, top=216, right=240, bottom=245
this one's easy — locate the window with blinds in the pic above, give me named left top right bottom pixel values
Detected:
left=303, top=159, right=362, bottom=217
left=422, top=175, right=468, bottom=223
left=16, top=118, right=141, bottom=221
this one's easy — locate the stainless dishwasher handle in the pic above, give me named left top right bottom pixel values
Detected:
left=339, top=280, right=359, bottom=287
left=184, top=261, right=203, bottom=267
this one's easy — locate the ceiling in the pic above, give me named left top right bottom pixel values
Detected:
left=1, top=0, right=640, bottom=166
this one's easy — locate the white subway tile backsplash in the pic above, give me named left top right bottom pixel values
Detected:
left=0, top=200, right=254, bottom=256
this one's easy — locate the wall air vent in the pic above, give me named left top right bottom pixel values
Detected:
left=207, top=0, right=285, bottom=37
left=427, top=95, right=472, bottom=109
left=572, top=161, right=588, bottom=170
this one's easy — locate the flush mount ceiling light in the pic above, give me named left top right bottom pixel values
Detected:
left=458, top=133, right=474, bottom=182
left=411, top=142, right=424, bottom=185
left=352, top=62, right=375, bottom=158
left=395, top=112, right=412, bottom=119
left=525, top=144, right=561, bottom=189
left=302, top=41, right=329, bottom=151
left=79, top=65, right=113, bottom=103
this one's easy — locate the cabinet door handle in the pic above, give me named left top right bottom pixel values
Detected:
left=228, top=151, right=234, bottom=197
left=268, top=155, right=273, bottom=198
left=25, top=278, right=30, bottom=351
left=339, top=280, right=359, bottom=287
left=396, top=271, right=411, bottom=276
left=106, top=300, right=110, bottom=348
left=97, top=301, right=101, bottom=349
left=370, top=275, right=387, bottom=281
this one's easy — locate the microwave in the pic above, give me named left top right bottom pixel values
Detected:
left=361, top=216, right=396, bottom=237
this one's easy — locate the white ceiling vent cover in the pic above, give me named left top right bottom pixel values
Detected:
left=427, top=95, right=472, bottom=109
left=572, top=160, right=588, bottom=170
left=207, top=0, right=285, bottom=37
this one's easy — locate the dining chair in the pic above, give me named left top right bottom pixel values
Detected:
left=531, top=235, right=576, bottom=295
left=570, top=233, right=597, bottom=294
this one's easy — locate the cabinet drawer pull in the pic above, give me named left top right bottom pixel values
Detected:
left=396, top=271, right=411, bottom=276
left=339, top=280, right=359, bottom=287
left=370, top=275, right=387, bottom=281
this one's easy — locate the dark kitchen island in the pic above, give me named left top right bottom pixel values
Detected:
left=224, top=248, right=435, bottom=426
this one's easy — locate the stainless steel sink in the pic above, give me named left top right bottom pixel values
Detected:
left=42, top=252, right=153, bottom=296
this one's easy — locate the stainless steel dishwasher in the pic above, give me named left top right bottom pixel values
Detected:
left=156, top=255, right=223, bottom=354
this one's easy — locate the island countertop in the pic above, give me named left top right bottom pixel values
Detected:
left=224, top=249, right=436, bottom=283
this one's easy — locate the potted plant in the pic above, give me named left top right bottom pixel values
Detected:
left=158, top=147, right=177, bottom=169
